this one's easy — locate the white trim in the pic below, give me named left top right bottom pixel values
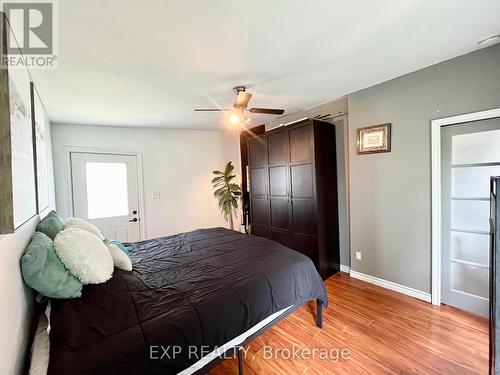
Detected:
left=63, top=146, right=147, bottom=240
left=340, top=264, right=350, bottom=273
left=267, top=117, right=309, bottom=131
left=349, top=270, right=431, bottom=303
left=431, top=107, right=500, bottom=306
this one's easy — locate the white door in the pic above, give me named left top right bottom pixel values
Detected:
left=441, top=118, right=500, bottom=316
left=70, top=152, right=141, bottom=242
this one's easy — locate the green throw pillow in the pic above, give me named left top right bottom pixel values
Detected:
left=36, top=210, right=65, bottom=240
left=21, top=232, right=83, bottom=299
left=104, top=239, right=130, bottom=256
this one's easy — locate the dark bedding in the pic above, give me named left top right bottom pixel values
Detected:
left=48, top=228, right=327, bottom=374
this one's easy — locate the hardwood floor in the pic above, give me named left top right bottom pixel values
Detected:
left=209, top=272, right=489, bottom=374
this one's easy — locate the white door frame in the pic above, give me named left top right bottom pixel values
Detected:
left=431, top=107, right=500, bottom=306
left=63, top=146, right=147, bottom=240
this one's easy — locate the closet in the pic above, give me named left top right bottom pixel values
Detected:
left=247, top=119, right=340, bottom=279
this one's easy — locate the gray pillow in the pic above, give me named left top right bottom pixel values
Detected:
left=36, top=211, right=64, bottom=240
left=21, top=232, right=83, bottom=299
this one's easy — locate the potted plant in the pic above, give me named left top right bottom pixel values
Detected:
left=212, top=162, right=241, bottom=230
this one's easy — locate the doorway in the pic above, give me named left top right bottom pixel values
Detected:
left=69, top=151, right=143, bottom=242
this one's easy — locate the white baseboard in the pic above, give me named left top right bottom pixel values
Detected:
left=349, top=270, right=431, bottom=303
left=340, top=265, right=350, bottom=273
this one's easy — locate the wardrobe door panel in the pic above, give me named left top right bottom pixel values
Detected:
left=272, top=229, right=292, bottom=247
left=248, top=134, right=270, bottom=238
left=269, top=166, right=287, bottom=196
left=250, top=168, right=267, bottom=196
left=251, top=198, right=269, bottom=225
left=290, top=125, right=313, bottom=163
left=292, top=201, right=316, bottom=235
left=268, top=131, right=289, bottom=166
left=248, top=137, right=267, bottom=167
left=252, top=224, right=270, bottom=238
left=268, top=130, right=291, bottom=242
left=291, top=164, right=313, bottom=198
left=270, top=199, right=289, bottom=229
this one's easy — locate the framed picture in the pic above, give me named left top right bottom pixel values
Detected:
left=0, top=12, right=37, bottom=233
left=357, top=123, right=391, bottom=154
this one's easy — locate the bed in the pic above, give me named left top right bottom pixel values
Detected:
left=46, top=227, right=328, bottom=374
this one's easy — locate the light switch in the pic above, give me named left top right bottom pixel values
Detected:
left=152, top=191, right=160, bottom=199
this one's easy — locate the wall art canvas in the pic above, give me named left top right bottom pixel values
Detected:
left=9, top=64, right=37, bottom=227
left=0, top=12, right=37, bottom=232
left=32, top=83, right=49, bottom=212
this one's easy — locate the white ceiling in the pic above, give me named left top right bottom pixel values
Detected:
left=31, top=0, right=500, bottom=130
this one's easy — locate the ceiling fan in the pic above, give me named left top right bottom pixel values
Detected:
left=194, top=86, right=285, bottom=125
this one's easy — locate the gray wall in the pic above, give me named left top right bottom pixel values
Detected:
left=348, top=43, right=500, bottom=293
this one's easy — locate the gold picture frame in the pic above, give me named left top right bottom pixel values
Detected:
left=356, top=123, right=391, bottom=154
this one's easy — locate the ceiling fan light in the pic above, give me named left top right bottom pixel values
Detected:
left=229, top=113, right=241, bottom=125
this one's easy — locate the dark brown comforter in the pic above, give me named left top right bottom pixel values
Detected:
left=48, top=228, right=327, bottom=374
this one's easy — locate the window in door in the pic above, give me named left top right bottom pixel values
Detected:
left=85, top=162, right=129, bottom=219
left=70, top=152, right=141, bottom=242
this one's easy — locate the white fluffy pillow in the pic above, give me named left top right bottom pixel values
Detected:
left=65, top=218, right=104, bottom=240
left=54, top=227, right=113, bottom=284
left=105, top=242, right=132, bottom=271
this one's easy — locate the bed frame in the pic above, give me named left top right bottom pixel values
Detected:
left=193, top=299, right=324, bottom=375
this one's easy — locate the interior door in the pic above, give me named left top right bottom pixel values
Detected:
left=441, top=118, right=500, bottom=316
left=267, top=130, right=292, bottom=246
left=248, top=136, right=270, bottom=238
left=70, top=152, right=141, bottom=242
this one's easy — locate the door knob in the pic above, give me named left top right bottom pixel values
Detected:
left=132, top=210, right=137, bottom=215
left=129, top=218, right=138, bottom=222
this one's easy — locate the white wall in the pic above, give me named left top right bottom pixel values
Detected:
left=0, top=117, right=56, bottom=375
left=51, top=124, right=242, bottom=239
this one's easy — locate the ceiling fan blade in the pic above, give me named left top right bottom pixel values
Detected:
left=194, top=108, right=233, bottom=112
left=237, top=92, right=252, bottom=107
left=248, top=108, right=284, bottom=115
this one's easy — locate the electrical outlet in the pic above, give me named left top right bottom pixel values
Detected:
left=355, top=251, right=362, bottom=261
left=152, top=191, right=160, bottom=199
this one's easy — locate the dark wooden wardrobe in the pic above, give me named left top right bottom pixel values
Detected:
left=247, top=119, right=340, bottom=279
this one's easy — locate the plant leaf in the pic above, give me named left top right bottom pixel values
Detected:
left=214, top=187, right=225, bottom=195
left=224, top=162, right=234, bottom=175
left=211, top=176, right=224, bottom=183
